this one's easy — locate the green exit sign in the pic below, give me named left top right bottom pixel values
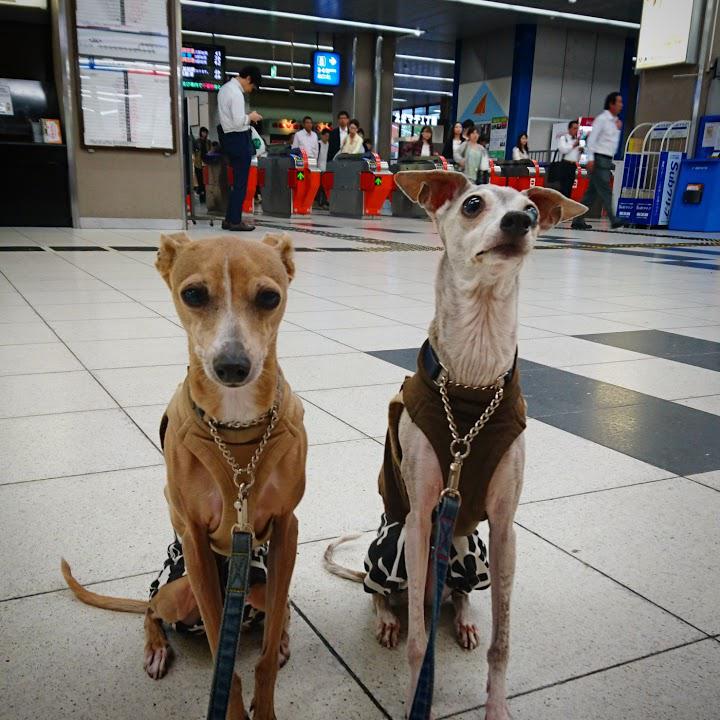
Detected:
left=270, top=65, right=277, bottom=78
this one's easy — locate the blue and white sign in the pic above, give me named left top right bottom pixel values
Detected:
left=313, top=51, right=340, bottom=86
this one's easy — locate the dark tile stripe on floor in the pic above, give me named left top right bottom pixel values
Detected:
left=0, top=246, right=43, bottom=252
left=367, top=348, right=720, bottom=476
left=578, top=330, right=720, bottom=372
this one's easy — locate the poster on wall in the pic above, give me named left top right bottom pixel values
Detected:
left=73, top=0, right=174, bottom=150
left=489, top=116, right=508, bottom=160
left=458, top=79, right=510, bottom=125
left=636, top=0, right=702, bottom=69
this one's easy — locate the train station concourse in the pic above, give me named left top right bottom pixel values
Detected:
left=1, top=1, right=719, bottom=719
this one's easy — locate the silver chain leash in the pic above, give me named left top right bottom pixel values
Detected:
left=206, top=383, right=282, bottom=535
left=437, top=372, right=505, bottom=498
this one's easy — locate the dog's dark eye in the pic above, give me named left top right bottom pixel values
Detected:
left=256, top=289, right=281, bottom=310
left=524, top=205, right=539, bottom=226
left=180, top=285, right=209, bottom=308
left=462, top=195, right=485, bottom=218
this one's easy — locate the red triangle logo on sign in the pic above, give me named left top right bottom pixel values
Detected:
left=474, top=94, right=487, bottom=115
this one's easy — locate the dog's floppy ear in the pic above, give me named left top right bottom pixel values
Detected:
left=156, top=232, right=192, bottom=287
left=262, top=232, right=295, bottom=282
left=394, top=170, right=469, bottom=215
left=523, top=187, right=587, bottom=231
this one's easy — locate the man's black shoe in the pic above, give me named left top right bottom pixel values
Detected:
left=571, top=221, right=593, bottom=230
left=611, top=221, right=626, bottom=229
left=224, top=221, right=255, bottom=232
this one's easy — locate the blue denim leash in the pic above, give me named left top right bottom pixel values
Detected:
left=207, top=528, right=253, bottom=720
left=408, top=491, right=461, bottom=720
left=202, top=384, right=282, bottom=720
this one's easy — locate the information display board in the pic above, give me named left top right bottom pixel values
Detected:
left=181, top=43, right=224, bottom=91
left=313, top=51, right=340, bottom=86
left=73, top=0, right=174, bottom=150
left=636, top=0, right=702, bottom=70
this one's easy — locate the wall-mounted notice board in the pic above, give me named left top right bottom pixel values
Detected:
left=73, top=0, right=175, bottom=150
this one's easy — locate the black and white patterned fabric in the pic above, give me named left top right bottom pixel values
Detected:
left=363, top=514, right=491, bottom=596
left=149, top=536, right=269, bottom=633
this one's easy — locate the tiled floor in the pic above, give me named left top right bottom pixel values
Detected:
left=1, top=215, right=720, bottom=720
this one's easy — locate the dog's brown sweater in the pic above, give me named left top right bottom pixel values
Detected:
left=160, top=376, right=306, bottom=556
left=378, top=346, right=526, bottom=537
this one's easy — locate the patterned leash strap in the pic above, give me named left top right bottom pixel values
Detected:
left=206, top=528, right=253, bottom=720
left=408, top=492, right=461, bottom=720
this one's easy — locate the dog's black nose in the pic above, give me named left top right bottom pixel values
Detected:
left=213, top=353, right=251, bottom=385
left=500, top=211, right=532, bottom=236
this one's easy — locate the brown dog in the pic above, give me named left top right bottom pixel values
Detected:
left=62, top=232, right=307, bottom=720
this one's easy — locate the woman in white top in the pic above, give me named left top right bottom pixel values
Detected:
left=441, top=122, right=464, bottom=166
left=411, top=125, right=434, bottom=157
left=512, top=132, right=530, bottom=161
left=336, top=119, right=364, bottom=157
left=456, top=127, right=488, bottom=184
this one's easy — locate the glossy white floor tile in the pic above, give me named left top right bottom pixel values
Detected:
left=0, top=575, right=386, bottom=720
left=502, top=640, right=720, bottom=720
left=0, top=409, right=161, bottom=484
left=0, top=343, right=83, bottom=376
left=566, top=357, right=720, bottom=400
left=517, top=478, right=720, bottom=634
left=292, top=529, right=701, bottom=720
left=2, top=221, right=719, bottom=720
left=0, top=370, right=115, bottom=418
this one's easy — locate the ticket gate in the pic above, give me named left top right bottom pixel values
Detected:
left=326, top=153, right=394, bottom=217
left=203, top=156, right=260, bottom=215
left=258, top=146, right=321, bottom=217
left=390, top=155, right=452, bottom=218
left=489, top=160, right=546, bottom=191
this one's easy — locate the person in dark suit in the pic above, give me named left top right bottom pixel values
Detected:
left=328, top=110, right=350, bottom=160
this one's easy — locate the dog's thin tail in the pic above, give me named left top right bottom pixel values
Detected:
left=61, top=558, right=148, bottom=614
left=323, top=534, right=366, bottom=583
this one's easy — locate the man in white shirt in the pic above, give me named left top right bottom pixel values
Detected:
left=328, top=110, right=349, bottom=161
left=572, top=92, right=625, bottom=230
left=556, top=119, right=580, bottom=198
left=292, top=116, right=319, bottom=159
left=217, top=66, right=262, bottom=231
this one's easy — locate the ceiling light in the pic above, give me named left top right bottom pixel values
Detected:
left=441, top=0, right=640, bottom=29
left=183, top=30, right=333, bottom=51
left=261, top=75, right=311, bottom=83
left=396, top=54, right=455, bottom=65
left=227, top=56, right=311, bottom=68
left=394, top=73, right=454, bottom=82
left=260, top=87, right=334, bottom=97
left=181, top=1, right=424, bottom=36
left=393, top=98, right=407, bottom=102
left=394, top=87, right=454, bottom=96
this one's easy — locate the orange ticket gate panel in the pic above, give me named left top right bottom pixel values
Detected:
left=327, top=153, right=393, bottom=217
left=490, top=160, right=545, bottom=190
left=205, top=157, right=259, bottom=215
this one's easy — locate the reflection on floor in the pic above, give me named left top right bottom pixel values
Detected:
left=1, top=214, right=719, bottom=720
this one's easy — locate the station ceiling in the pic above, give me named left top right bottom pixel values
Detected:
left=181, top=0, right=642, bottom=110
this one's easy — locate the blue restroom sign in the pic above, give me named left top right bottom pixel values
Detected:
left=313, top=51, right=341, bottom=86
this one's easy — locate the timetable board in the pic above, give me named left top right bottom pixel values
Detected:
left=73, top=0, right=174, bottom=150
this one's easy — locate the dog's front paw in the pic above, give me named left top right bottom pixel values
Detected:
left=375, top=614, right=400, bottom=648
left=143, top=642, right=171, bottom=680
left=455, top=618, right=480, bottom=651
left=485, top=701, right=512, bottom=720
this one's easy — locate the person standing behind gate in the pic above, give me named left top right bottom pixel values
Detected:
left=292, top=116, right=319, bottom=159
left=328, top=110, right=350, bottom=160
left=572, top=92, right=625, bottom=230
left=556, top=119, right=581, bottom=198
left=218, top=65, right=262, bottom=231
